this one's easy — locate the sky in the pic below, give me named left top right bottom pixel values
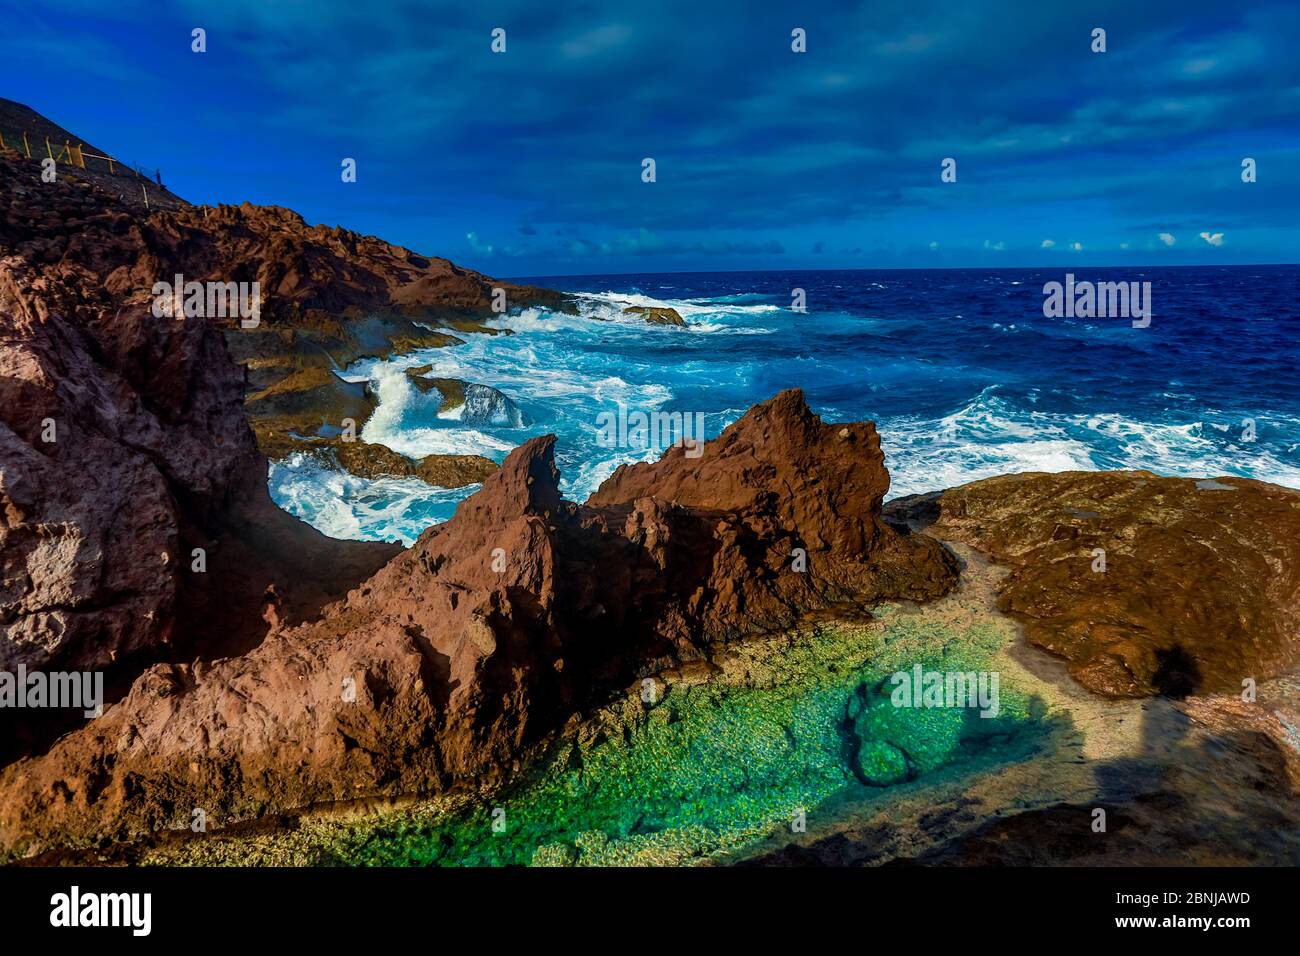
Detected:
left=1, top=0, right=1297, bottom=277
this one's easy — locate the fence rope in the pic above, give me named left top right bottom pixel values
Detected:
left=2, top=127, right=155, bottom=181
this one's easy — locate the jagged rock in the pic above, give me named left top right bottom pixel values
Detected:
left=0, top=389, right=958, bottom=855
left=0, top=144, right=567, bottom=472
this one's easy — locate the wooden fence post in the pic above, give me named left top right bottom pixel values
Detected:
left=22, top=131, right=31, bottom=158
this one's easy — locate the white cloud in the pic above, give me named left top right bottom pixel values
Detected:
left=928, top=240, right=939, bottom=249
left=1041, top=239, right=1055, bottom=249
left=983, top=239, right=1005, bottom=251
left=1159, top=232, right=1176, bottom=246
left=1069, top=241, right=1083, bottom=252
left=561, top=24, right=633, bottom=59
left=1199, top=231, right=1225, bottom=246
left=1119, top=242, right=1130, bottom=250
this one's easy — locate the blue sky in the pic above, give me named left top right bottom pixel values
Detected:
left=2, top=0, right=1297, bottom=276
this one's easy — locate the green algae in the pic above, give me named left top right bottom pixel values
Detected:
left=322, top=608, right=1050, bottom=867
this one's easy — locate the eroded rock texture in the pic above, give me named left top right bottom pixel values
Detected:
left=0, top=390, right=958, bottom=855
left=886, top=471, right=1300, bottom=697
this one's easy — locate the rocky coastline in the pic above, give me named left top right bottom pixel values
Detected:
left=2, top=144, right=1297, bottom=865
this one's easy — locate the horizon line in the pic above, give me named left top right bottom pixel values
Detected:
left=502, top=261, right=1300, bottom=281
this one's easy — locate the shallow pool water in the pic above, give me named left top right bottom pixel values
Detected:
left=329, top=614, right=1051, bottom=867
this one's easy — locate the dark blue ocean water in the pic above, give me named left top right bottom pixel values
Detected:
left=270, top=265, right=1300, bottom=544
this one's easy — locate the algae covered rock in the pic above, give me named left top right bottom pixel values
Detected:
left=530, top=843, right=578, bottom=867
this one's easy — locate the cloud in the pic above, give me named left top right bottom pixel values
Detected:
left=1199, top=231, right=1225, bottom=246
left=466, top=232, right=494, bottom=256
left=1040, top=239, right=1055, bottom=248
left=928, top=241, right=940, bottom=250
left=20, top=0, right=1298, bottom=272
left=1069, top=241, right=1083, bottom=251
left=561, top=24, right=633, bottom=60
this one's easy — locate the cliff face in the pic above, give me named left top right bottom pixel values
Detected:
left=0, top=390, right=959, bottom=854
left=0, top=143, right=569, bottom=678
left=0, top=144, right=567, bottom=495
left=0, top=151, right=418, bottom=763
left=0, top=169, right=400, bottom=671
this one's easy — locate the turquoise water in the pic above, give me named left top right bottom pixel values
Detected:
left=322, top=620, right=1053, bottom=867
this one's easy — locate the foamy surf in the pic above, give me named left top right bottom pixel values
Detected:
left=268, top=271, right=1300, bottom=543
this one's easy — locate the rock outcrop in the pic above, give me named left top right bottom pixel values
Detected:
left=885, top=471, right=1300, bottom=697
left=0, top=144, right=564, bottom=498
left=405, top=368, right=529, bottom=427
left=0, top=175, right=406, bottom=767
left=0, top=142, right=552, bottom=766
left=0, top=390, right=958, bottom=856
left=624, top=305, right=685, bottom=326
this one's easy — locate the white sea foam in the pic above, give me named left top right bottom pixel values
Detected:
left=269, top=294, right=1300, bottom=544
left=881, top=388, right=1300, bottom=498
left=268, top=454, right=472, bottom=545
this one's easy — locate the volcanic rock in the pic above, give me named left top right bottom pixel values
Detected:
left=0, top=390, right=958, bottom=855
left=885, top=471, right=1300, bottom=697
left=404, top=368, right=529, bottom=427
left=624, top=306, right=685, bottom=326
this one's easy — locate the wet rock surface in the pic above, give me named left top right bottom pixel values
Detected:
left=623, top=305, right=685, bottom=326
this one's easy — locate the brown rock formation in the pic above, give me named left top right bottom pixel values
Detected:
left=624, top=305, right=685, bottom=326
left=885, top=471, right=1300, bottom=697
left=0, top=142, right=562, bottom=485
left=404, top=367, right=466, bottom=410
left=0, top=138, right=554, bottom=764
left=0, top=390, right=958, bottom=856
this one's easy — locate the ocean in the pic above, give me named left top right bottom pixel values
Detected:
left=269, top=265, right=1300, bottom=545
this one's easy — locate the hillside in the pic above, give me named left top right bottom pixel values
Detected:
left=0, top=96, right=187, bottom=211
